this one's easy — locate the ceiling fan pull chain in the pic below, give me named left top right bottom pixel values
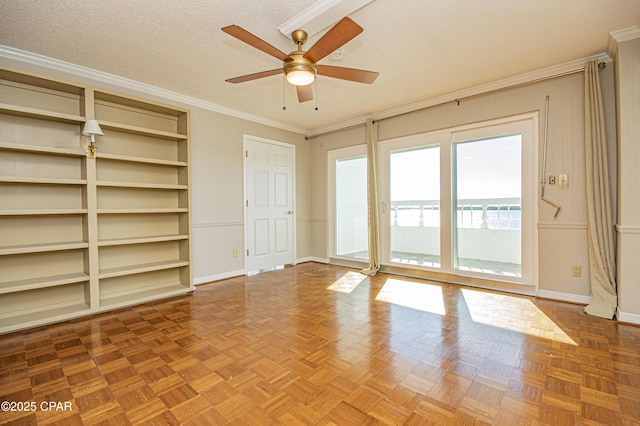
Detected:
left=282, top=74, right=287, bottom=110
left=315, top=78, right=319, bottom=111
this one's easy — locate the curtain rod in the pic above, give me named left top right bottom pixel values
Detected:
left=306, top=61, right=606, bottom=141
left=450, top=63, right=605, bottom=105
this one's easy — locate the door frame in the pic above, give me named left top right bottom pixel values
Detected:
left=243, top=134, right=296, bottom=274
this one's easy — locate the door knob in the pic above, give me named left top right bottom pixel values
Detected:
left=287, top=210, right=294, bottom=215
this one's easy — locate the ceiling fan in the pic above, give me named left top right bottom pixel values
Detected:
left=221, top=17, right=378, bottom=103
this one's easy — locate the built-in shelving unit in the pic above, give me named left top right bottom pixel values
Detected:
left=0, top=68, right=192, bottom=334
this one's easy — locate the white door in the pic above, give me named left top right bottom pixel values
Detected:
left=244, top=136, right=295, bottom=272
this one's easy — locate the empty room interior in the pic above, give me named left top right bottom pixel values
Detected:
left=1, top=0, right=640, bottom=424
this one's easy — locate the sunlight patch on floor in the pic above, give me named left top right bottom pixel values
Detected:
left=327, top=271, right=367, bottom=293
left=461, top=289, right=576, bottom=345
left=375, top=278, right=446, bottom=315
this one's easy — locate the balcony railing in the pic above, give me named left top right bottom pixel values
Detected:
left=337, top=197, right=522, bottom=276
left=391, top=197, right=522, bottom=230
left=389, top=197, right=522, bottom=276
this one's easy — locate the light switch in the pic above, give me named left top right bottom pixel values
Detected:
left=559, top=173, right=568, bottom=188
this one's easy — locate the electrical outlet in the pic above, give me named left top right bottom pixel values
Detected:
left=233, top=248, right=238, bottom=257
left=571, top=265, right=582, bottom=277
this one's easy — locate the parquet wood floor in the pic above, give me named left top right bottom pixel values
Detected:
left=1, top=262, right=639, bottom=425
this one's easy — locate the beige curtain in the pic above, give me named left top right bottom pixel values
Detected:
left=361, top=118, right=380, bottom=276
left=583, top=60, right=617, bottom=319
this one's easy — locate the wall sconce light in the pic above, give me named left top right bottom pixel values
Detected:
left=82, top=120, right=103, bottom=158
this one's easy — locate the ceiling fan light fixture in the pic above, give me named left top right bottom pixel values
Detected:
left=285, top=65, right=316, bottom=86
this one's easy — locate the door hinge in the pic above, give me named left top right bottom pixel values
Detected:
left=246, top=200, right=248, bottom=207
left=246, top=249, right=249, bottom=256
left=245, top=150, right=248, bottom=158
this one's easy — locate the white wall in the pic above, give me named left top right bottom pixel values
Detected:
left=189, top=107, right=310, bottom=283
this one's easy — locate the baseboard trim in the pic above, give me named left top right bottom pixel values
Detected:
left=537, top=289, right=590, bottom=305
left=194, top=270, right=245, bottom=285
left=617, top=309, right=640, bottom=325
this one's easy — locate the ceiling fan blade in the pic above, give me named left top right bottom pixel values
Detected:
left=317, top=65, right=378, bottom=84
left=225, top=69, right=283, bottom=84
left=222, top=25, right=292, bottom=62
left=303, top=17, right=363, bottom=63
left=296, top=85, right=313, bottom=103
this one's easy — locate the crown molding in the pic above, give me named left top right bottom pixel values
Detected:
left=610, top=25, right=640, bottom=43
left=608, top=25, right=640, bottom=57
left=0, top=45, right=307, bottom=135
left=307, top=52, right=611, bottom=138
left=278, top=0, right=374, bottom=37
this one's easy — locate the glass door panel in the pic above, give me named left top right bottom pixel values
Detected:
left=335, top=155, right=368, bottom=259
left=389, top=146, right=440, bottom=267
left=453, top=134, right=522, bottom=277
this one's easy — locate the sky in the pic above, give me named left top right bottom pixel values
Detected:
left=391, top=134, right=522, bottom=201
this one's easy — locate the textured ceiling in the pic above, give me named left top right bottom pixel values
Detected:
left=1, top=0, right=639, bottom=133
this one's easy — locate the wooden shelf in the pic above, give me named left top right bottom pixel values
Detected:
left=99, top=259, right=189, bottom=279
left=0, top=176, right=87, bottom=185
left=97, top=208, right=188, bottom=214
left=98, top=234, right=189, bottom=247
left=0, top=241, right=88, bottom=256
left=97, top=152, right=187, bottom=167
left=0, top=102, right=85, bottom=124
left=0, top=142, right=84, bottom=157
left=0, top=272, right=89, bottom=295
left=96, top=181, right=187, bottom=190
left=0, top=69, right=84, bottom=95
left=0, top=303, right=91, bottom=334
left=0, top=209, right=88, bottom=216
left=100, top=285, right=191, bottom=309
left=99, top=120, right=187, bottom=141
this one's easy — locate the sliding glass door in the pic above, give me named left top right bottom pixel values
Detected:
left=452, top=134, right=522, bottom=277
left=379, top=114, right=536, bottom=286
